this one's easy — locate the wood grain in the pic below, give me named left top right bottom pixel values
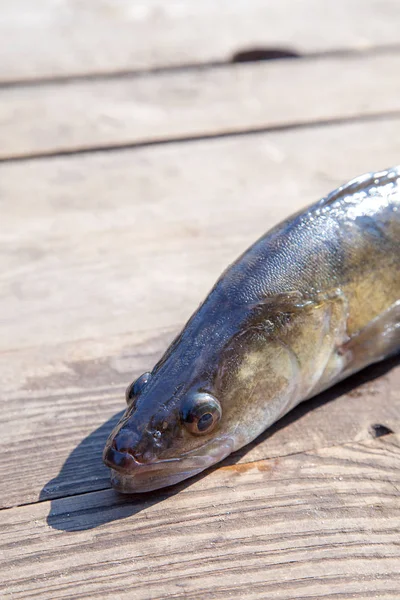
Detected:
left=1, top=1, right=400, bottom=82
left=0, top=119, right=399, bottom=509
left=1, top=118, right=400, bottom=354
left=1, top=52, right=400, bottom=158
left=1, top=2, right=399, bottom=598
left=0, top=328, right=398, bottom=509
left=1, top=434, right=399, bottom=599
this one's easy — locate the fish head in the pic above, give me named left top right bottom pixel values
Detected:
left=103, top=308, right=300, bottom=493
left=103, top=362, right=236, bottom=493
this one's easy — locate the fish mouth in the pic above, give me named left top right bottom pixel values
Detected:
left=109, top=463, right=207, bottom=493
left=104, top=437, right=235, bottom=494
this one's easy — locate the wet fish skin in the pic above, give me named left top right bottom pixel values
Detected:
left=103, top=167, right=400, bottom=493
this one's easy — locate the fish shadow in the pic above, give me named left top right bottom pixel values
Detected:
left=41, top=354, right=399, bottom=532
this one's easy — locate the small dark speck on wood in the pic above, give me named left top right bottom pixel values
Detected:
left=369, top=423, right=395, bottom=438
left=231, top=47, right=301, bottom=63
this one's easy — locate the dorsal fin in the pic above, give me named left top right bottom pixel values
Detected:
left=317, top=166, right=400, bottom=212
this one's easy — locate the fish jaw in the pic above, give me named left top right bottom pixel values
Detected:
left=105, top=436, right=236, bottom=494
left=110, top=463, right=206, bottom=493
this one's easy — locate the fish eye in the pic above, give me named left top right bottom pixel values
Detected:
left=125, top=372, right=152, bottom=405
left=180, top=392, right=222, bottom=436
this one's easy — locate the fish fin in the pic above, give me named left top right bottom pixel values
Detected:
left=341, top=299, right=400, bottom=376
left=309, top=299, right=400, bottom=397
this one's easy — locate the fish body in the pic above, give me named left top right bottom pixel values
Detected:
left=103, top=167, right=400, bottom=493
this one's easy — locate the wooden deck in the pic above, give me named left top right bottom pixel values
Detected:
left=1, top=2, right=399, bottom=598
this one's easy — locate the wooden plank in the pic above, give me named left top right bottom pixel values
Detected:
left=1, top=118, right=400, bottom=353
left=0, top=118, right=400, bottom=508
left=1, top=335, right=398, bottom=509
left=1, top=1, right=400, bottom=82
left=1, top=435, right=399, bottom=599
left=2, top=52, right=400, bottom=159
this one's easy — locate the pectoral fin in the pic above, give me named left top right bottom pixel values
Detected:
left=341, top=299, right=400, bottom=377
left=308, top=299, right=400, bottom=398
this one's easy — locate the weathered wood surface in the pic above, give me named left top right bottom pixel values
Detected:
left=1, top=343, right=399, bottom=510
left=1, top=119, right=400, bottom=514
left=2, top=52, right=400, bottom=160
left=1, top=435, right=399, bottom=599
left=1, top=2, right=400, bottom=598
left=2, top=118, right=400, bottom=354
left=1, top=0, right=400, bottom=83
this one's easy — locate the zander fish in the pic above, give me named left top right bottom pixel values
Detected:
left=103, top=167, right=400, bottom=493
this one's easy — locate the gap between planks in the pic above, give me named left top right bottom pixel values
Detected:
left=0, top=422, right=397, bottom=512
left=0, top=342, right=398, bottom=509
left=2, top=113, right=400, bottom=165
left=0, top=41, right=398, bottom=89
left=1, top=51, right=400, bottom=160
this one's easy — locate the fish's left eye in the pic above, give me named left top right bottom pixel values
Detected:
left=126, top=372, right=152, bottom=406
left=180, top=392, right=222, bottom=436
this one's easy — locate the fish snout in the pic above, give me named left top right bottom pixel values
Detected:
left=103, top=428, right=153, bottom=472
left=103, top=445, right=138, bottom=471
left=111, top=428, right=141, bottom=455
